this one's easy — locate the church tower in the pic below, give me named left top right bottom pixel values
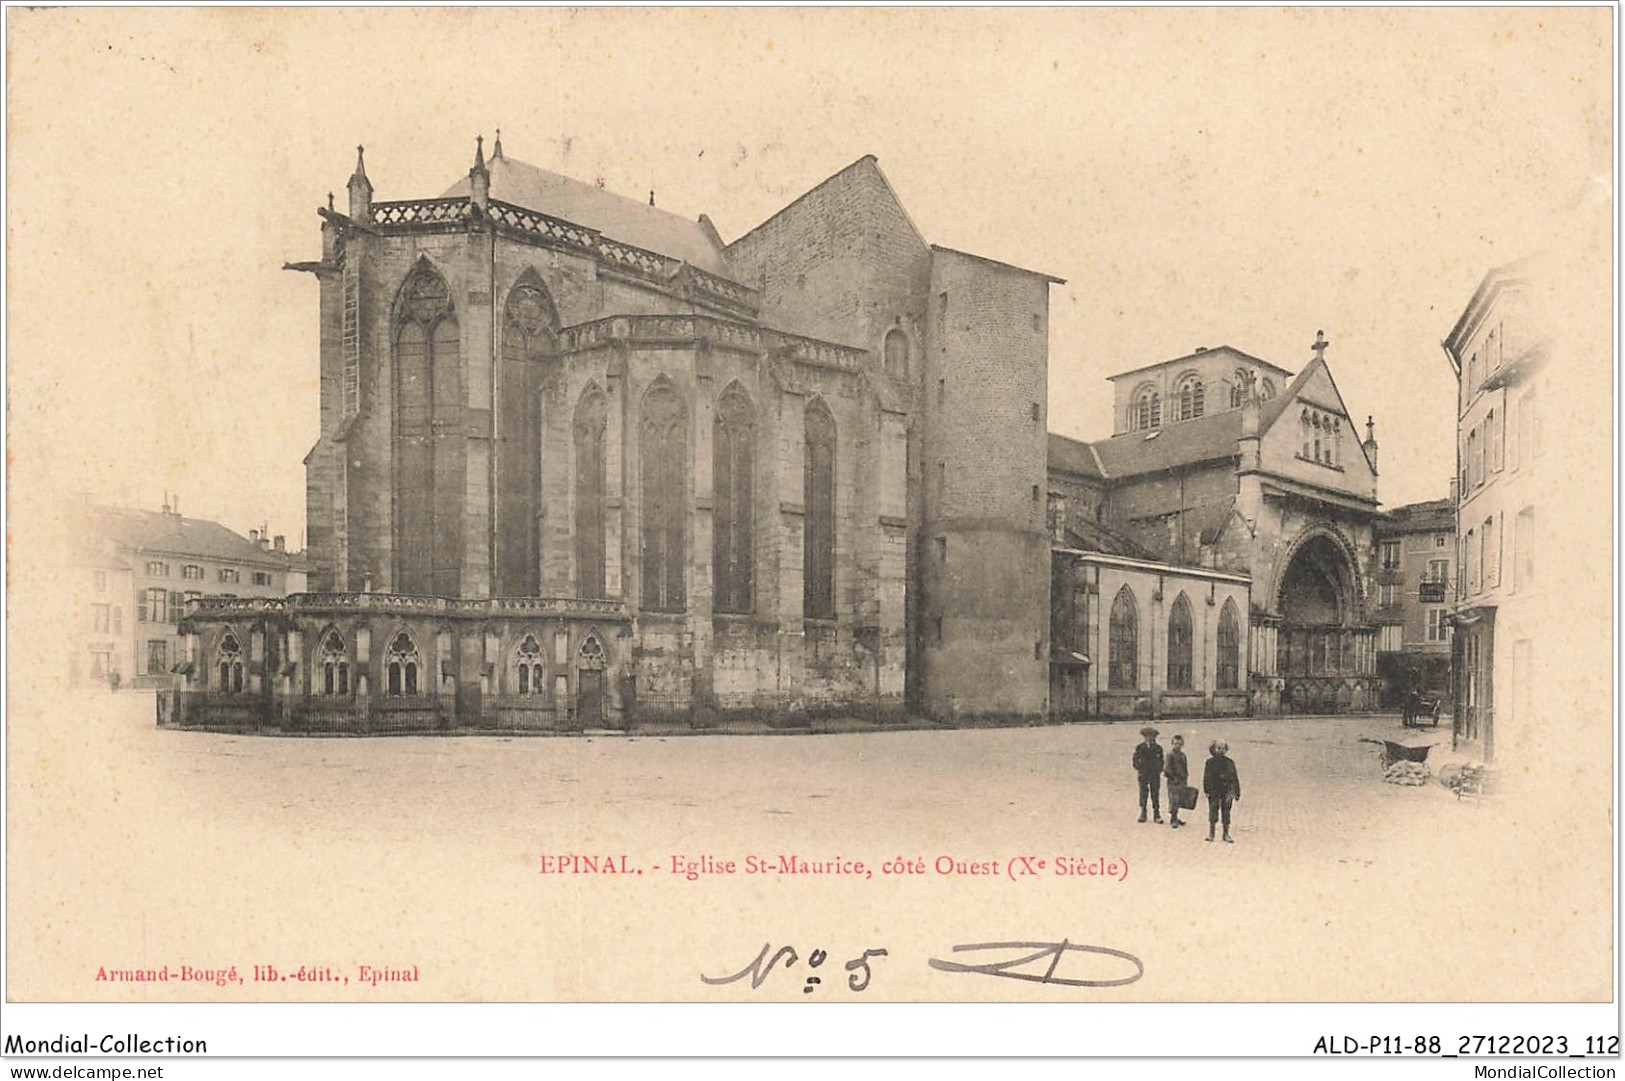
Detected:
left=917, top=247, right=1063, bottom=720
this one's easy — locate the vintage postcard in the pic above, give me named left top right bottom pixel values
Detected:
left=3, top=5, right=1616, bottom=1066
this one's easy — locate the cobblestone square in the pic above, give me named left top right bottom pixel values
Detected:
left=7, top=692, right=1609, bottom=1003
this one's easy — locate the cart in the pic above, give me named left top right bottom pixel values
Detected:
left=1401, top=693, right=1443, bottom=728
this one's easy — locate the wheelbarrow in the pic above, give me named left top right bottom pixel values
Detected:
left=1360, top=737, right=1439, bottom=768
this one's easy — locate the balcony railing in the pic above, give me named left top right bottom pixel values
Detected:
left=558, top=315, right=869, bottom=373
left=370, top=198, right=475, bottom=227
left=190, top=593, right=629, bottom=621
left=362, top=196, right=759, bottom=317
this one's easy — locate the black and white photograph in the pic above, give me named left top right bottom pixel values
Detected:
left=3, top=6, right=1616, bottom=1073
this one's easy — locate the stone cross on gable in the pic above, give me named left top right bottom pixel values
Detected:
left=1312, top=329, right=1330, bottom=362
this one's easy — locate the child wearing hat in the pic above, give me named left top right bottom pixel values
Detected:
left=1202, top=740, right=1242, bottom=843
left=1132, top=726, right=1164, bottom=823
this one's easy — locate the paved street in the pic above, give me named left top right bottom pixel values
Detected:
left=7, top=691, right=1610, bottom=1003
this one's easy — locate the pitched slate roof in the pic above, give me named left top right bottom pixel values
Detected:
left=93, top=506, right=290, bottom=567
left=1089, top=409, right=1244, bottom=479
left=442, top=153, right=727, bottom=274
left=1060, top=517, right=1160, bottom=561
left=1047, top=433, right=1105, bottom=480
left=1376, top=498, right=1455, bottom=534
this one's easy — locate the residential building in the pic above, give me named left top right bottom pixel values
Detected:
left=85, top=500, right=306, bottom=690
left=1371, top=497, right=1455, bottom=709
left=69, top=540, right=135, bottom=690
left=1443, top=260, right=1550, bottom=760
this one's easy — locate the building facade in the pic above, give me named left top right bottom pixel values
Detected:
left=69, top=541, right=134, bottom=690
left=176, top=139, right=1060, bottom=732
left=73, top=501, right=305, bottom=690
left=1371, top=497, right=1455, bottom=709
left=1443, top=260, right=1549, bottom=761
left=1048, top=334, right=1384, bottom=714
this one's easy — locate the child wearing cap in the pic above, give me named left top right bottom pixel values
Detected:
left=1131, top=727, right=1164, bottom=824
left=1203, top=740, right=1242, bottom=843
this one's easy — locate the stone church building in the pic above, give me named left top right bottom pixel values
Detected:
left=1047, top=338, right=1384, bottom=717
left=174, top=137, right=1383, bottom=732
left=176, top=137, right=1057, bottom=732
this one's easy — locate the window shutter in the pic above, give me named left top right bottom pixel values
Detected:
left=138, top=594, right=148, bottom=623
left=170, top=591, right=183, bottom=623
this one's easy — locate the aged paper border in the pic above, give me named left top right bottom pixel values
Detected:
left=3, top=4, right=1617, bottom=1063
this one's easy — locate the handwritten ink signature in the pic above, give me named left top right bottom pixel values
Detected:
left=928, top=939, right=1144, bottom=987
left=702, top=938, right=1141, bottom=993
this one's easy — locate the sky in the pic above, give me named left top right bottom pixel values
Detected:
left=7, top=7, right=1613, bottom=544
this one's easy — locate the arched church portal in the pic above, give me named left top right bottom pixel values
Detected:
left=1275, top=533, right=1376, bottom=713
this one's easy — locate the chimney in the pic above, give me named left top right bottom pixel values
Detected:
left=347, top=145, right=373, bottom=220
left=249, top=529, right=260, bottom=544
left=1363, top=415, right=1379, bottom=474
left=274, top=534, right=286, bottom=553
left=1448, top=476, right=1459, bottom=504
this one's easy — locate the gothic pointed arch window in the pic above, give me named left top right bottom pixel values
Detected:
left=1131, top=386, right=1161, bottom=431
left=319, top=628, right=350, bottom=696
left=217, top=630, right=245, bottom=695
left=713, top=385, right=755, bottom=614
left=497, top=271, right=559, bottom=596
left=574, top=386, right=608, bottom=599
left=1260, top=378, right=1276, bottom=401
left=1175, top=375, right=1205, bottom=421
left=1217, top=598, right=1241, bottom=690
left=640, top=381, right=687, bottom=612
left=883, top=328, right=910, bottom=381
left=385, top=631, right=421, bottom=697
left=393, top=261, right=462, bottom=597
left=1108, top=587, right=1138, bottom=690
left=1167, top=593, right=1194, bottom=689
left=579, top=634, right=607, bottom=670
left=514, top=633, right=544, bottom=696
left=804, top=399, right=837, bottom=620
left=1301, top=409, right=1313, bottom=458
